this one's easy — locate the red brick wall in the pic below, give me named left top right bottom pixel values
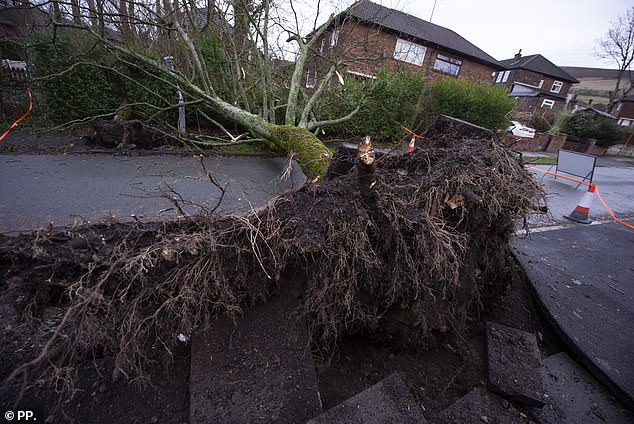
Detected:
left=316, top=20, right=498, bottom=83
left=586, top=142, right=607, bottom=156
left=546, top=134, right=567, bottom=152
left=503, top=133, right=550, bottom=151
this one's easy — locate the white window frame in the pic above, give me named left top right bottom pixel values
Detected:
left=538, top=80, right=544, bottom=89
left=330, top=29, right=339, bottom=47
left=346, top=69, right=377, bottom=80
left=305, top=69, right=316, bottom=88
left=550, top=80, right=563, bottom=93
left=433, top=54, right=462, bottom=76
left=393, top=38, right=426, bottom=66
left=541, top=99, right=555, bottom=109
left=495, top=71, right=504, bottom=83
left=618, top=118, right=633, bottom=126
left=502, top=70, right=510, bottom=82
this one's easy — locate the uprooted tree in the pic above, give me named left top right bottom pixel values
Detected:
left=5, top=0, right=387, bottom=180
left=0, top=0, right=547, bottom=412
left=0, top=131, right=545, bottom=407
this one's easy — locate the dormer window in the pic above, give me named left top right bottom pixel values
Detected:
left=551, top=80, right=563, bottom=94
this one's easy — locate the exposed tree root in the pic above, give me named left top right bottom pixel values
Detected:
left=0, top=137, right=544, bottom=404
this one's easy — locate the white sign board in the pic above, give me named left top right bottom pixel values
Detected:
left=556, top=150, right=596, bottom=183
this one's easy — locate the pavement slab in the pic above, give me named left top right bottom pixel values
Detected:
left=306, top=373, right=426, bottom=424
left=486, top=322, right=546, bottom=406
left=512, top=222, right=634, bottom=409
left=189, top=278, right=321, bottom=424
left=533, top=353, right=633, bottom=424
left=435, top=387, right=526, bottom=424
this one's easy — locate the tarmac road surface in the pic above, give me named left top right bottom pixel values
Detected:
left=0, top=154, right=305, bottom=232
left=526, top=163, right=634, bottom=227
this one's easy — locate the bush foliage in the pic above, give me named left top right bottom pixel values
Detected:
left=27, top=29, right=232, bottom=126
left=29, top=32, right=121, bottom=124
left=28, top=31, right=517, bottom=140
left=316, top=70, right=426, bottom=142
left=562, top=112, right=622, bottom=146
left=416, top=78, right=517, bottom=132
left=316, top=73, right=517, bottom=143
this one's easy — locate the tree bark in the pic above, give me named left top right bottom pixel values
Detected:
left=70, top=0, right=82, bottom=24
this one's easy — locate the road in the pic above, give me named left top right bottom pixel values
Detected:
left=527, top=162, right=634, bottom=228
left=1, top=151, right=633, bottom=232
left=0, top=154, right=305, bottom=232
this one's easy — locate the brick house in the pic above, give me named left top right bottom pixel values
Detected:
left=614, top=95, right=634, bottom=126
left=496, top=51, right=578, bottom=112
left=306, top=0, right=503, bottom=87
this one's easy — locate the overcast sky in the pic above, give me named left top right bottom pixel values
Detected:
left=296, top=0, right=632, bottom=69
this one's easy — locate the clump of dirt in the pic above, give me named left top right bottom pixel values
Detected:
left=0, top=136, right=544, bottom=410
left=87, top=119, right=182, bottom=149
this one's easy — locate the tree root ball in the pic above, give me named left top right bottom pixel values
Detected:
left=87, top=119, right=180, bottom=149
left=0, top=136, right=544, bottom=398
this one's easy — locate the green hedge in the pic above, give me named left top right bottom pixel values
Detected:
left=416, top=78, right=517, bottom=132
left=27, top=29, right=233, bottom=126
left=316, top=73, right=517, bottom=143
left=316, top=70, right=426, bottom=142
left=28, top=32, right=121, bottom=124
left=562, top=112, right=622, bottom=146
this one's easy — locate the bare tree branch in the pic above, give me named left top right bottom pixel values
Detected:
left=596, top=6, right=634, bottom=111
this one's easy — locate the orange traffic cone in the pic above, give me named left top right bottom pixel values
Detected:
left=405, top=135, right=416, bottom=153
left=564, top=184, right=596, bottom=224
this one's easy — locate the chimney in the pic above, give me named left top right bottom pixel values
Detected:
left=514, top=49, right=522, bottom=60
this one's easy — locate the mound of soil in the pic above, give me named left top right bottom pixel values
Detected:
left=87, top=120, right=181, bottom=150
left=0, top=135, right=545, bottom=420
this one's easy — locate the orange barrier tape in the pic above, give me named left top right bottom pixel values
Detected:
left=526, top=164, right=634, bottom=230
left=0, top=88, right=32, bottom=141
left=400, top=124, right=425, bottom=139
left=524, top=164, right=591, bottom=186
left=595, top=187, right=634, bottom=230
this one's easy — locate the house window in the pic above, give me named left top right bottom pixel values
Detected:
left=346, top=69, right=377, bottom=80
left=495, top=71, right=504, bottom=83
left=541, top=99, right=555, bottom=109
left=551, top=80, right=563, bottom=93
left=618, top=118, right=633, bottom=126
left=306, top=69, right=316, bottom=88
left=393, top=38, right=426, bottom=66
left=433, top=54, right=462, bottom=76
left=330, top=29, right=339, bottom=47
left=538, top=80, right=544, bottom=88
left=502, top=70, right=510, bottom=82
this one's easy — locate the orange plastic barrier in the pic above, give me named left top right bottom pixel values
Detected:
left=0, top=88, right=33, bottom=141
